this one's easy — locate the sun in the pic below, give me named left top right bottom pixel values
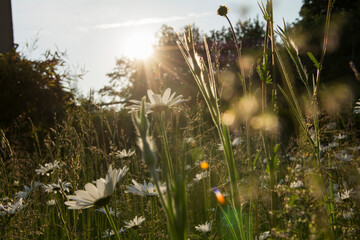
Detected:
left=122, top=32, right=155, bottom=60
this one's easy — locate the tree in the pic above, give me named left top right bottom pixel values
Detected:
left=100, top=20, right=265, bottom=106
left=293, top=0, right=360, bottom=86
left=0, top=50, right=74, bottom=130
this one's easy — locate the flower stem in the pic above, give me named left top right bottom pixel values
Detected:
left=225, top=15, right=245, bottom=91
left=104, top=205, right=121, bottom=240
left=151, top=197, right=156, bottom=240
left=158, top=113, right=174, bottom=179
left=55, top=197, right=72, bottom=240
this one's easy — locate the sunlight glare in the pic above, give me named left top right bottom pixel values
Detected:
left=122, top=32, right=155, bottom=60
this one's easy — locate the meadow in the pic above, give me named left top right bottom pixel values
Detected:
left=1, top=1, right=360, bottom=239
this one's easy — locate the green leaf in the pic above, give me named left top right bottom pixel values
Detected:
left=307, top=52, right=321, bottom=70
left=289, top=194, right=298, bottom=206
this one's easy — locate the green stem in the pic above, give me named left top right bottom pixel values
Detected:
left=104, top=205, right=121, bottom=240
left=55, top=198, right=72, bottom=240
left=151, top=197, right=156, bottom=240
left=218, top=204, right=239, bottom=240
left=224, top=15, right=245, bottom=86
left=158, top=113, right=174, bottom=179
left=328, top=153, right=335, bottom=224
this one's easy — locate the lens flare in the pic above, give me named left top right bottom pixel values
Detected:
left=213, top=188, right=225, bottom=205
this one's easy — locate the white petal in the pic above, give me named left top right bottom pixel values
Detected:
left=162, top=88, right=171, bottom=102
left=85, top=183, right=101, bottom=199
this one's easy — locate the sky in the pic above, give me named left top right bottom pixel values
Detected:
left=12, top=0, right=303, bottom=97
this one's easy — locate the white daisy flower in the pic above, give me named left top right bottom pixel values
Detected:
left=334, top=134, right=347, bottom=140
left=335, top=153, right=353, bottom=162
left=335, top=189, right=352, bottom=202
left=193, top=171, right=209, bottom=182
left=185, top=137, right=196, bottom=145
left=295, top=164, right=302, bottom=171
left=35, top=160, right=61, bottom=176
left=125, top=179, right=166, bottom=197
left=115, top=149, right=135, bottom=159
left=218, top=137, right=242, bottom=150
left=15, top=181, right=41, bottom=200
left=0, top=198, right=26, bottom=216
left=65, top=165, right=128, bottom=209
left=195, top=221, right=212, bottom=233
left=320, top=144, right=329, bottom=153
left=125, top=99, right=152, bottom=114
left=328, top=142, right=339, bottom=148
left=96, top=207, right=121, bottom=216
left=124, top=216, right=145, bottom=229
left=43, top=179, right=72, bottom=194
left=290, top=180, right=304, bottom=189
left=342, top=209, right=354, bottom=220
left=354, top=99, right=360, bottom=115
left=126, top=88, right=186, bottom=114
left=348, top=146, right=360, bottom=151
left=258, top=231, right=271, bottom=240
left=147, top=88, right=186, bottom=112
left=46, top=199, right=56, bottom=206
left=102, top=228, right=126, bottom=238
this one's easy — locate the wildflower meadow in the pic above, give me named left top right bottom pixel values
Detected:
left=1, top=0, right=360, bottom=239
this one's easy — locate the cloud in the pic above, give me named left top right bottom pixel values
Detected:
left=85, top=12, right=211, bottom=30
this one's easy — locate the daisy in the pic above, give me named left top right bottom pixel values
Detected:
left=218, top=137, right=242, bottom=150
left=334, top=134, right=347, bottom=140
left=96, top=207, right=121, bottom=216
left=127, top=88, right=186, bottom=114
left=125, top=179, right=166, bottom=197
left=290, top=180, right=304, bottom=189
left=115, top=149, right=135, bottom=159
left=193, top=171, right=209, bottom=182
left=102, top=228, right=126, bottom=238
left=348, top=146, right=360, bottom=151
left=65, top=165, right=128, bottom=209
left=124, top=216, right=145, bottom=229
left=342, top=209, right=354, bottom=220
left=0, top=198, right=26, bottom=216
left=195, top=221, right=212, bottom=233
left=354, top=99, right=360, bottom=114
left=125, top=99, right=152, bottom=114
left=335, top=153, right=353, bottom=162
left=43, top=179, right=72, bottom=194
left=46, top=199, right=56, bottom=206
left=35, top=160, right=61, bottom=176
left=335, top=189, right=352, bottom=202
left=185, top=137, right=197, bottom=147
left=15, top=181, right=41, bottom=200
left=258, top=231, right=271, bottom=240
left=328, top=142, right=339, bottom=148
left=147, top=88, right=186, bottom=112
